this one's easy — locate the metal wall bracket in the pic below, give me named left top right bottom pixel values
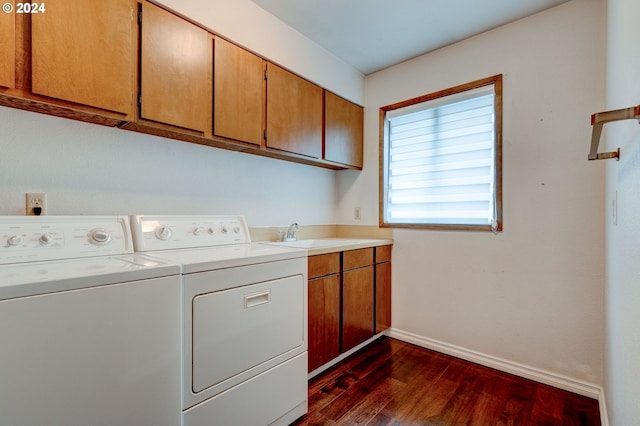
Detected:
left=588, top=105, right=640, bottom=161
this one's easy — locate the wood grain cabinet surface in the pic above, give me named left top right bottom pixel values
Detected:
left=213, top=37, right=264, bottom=146
left=308, top=274, right=341, bottom=372
left=31, top=0, right=134, bottom=116
left=0, top=0, right=365, bottom=171
left=375, top=245, right=392, bottom=333
left=324, top=91, right=364, bottom=168
left=139, top=1, right=211, bottom=133
left=308, top=253, right=341, bottom=372
left=266, top=63, right=323, bottom=158
left=0, top=2, right=15, bottom=89
left=307, top=246, right=392, bottom=372
left=342, top=248, right=374, bottom=352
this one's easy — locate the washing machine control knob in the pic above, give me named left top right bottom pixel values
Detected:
left=155, top=226, right=172, bottom=241
left=39, top=233, right=52, bottom=245
left=89, top=229, right=111, bottom=245
left=233, top=226, right=241, bottom=234
left=220, top=226, right=228, bottom=234
left=192, top=227, right=204, bottom=236
left=7, top=235, right=22, bottom=246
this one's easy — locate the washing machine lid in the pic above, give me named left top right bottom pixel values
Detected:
left=139, top=243, right=307, bottom=274
left=0, top=254, right=179, bottom=301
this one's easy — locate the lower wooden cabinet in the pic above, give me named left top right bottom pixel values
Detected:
left=375, top=246, right=392, bottom=333
left=342, top=248, right=374, bottom=352
left=308, top=253, right=340, bottom=372
left=342, top=264, right=374, bottom=352
left=308, top=274, right=341, bottom=372
left=307, top=245, right=392, bottom=372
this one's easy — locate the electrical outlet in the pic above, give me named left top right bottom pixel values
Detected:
left=354, top=207, right=362, bottom=220
left=26, top=193, right=47, bottom=216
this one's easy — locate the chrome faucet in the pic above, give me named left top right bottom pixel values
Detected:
left=282, top=223, right=299, bottom=241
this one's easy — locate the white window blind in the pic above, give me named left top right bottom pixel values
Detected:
left=383, top=84, right=498, bottom=228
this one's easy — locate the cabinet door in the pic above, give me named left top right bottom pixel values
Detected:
left=375, top=261, right=391, bottom=333
left=31, top=0, right=133, bottom=114
left=0, top=2, right=14, bottom=89
left=342, top=265, right=374, bottom=352
left=308, top=274, right=340, bottom=372
left=324, top=91, right=363, bottom=168
left=266, top=63, right=322, bottom=158
left=140, top=1, right=211, bottom=132
left=213, top=37, right=264, bottom=146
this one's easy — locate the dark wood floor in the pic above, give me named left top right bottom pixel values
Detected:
left=293, top=337, right=600, bottom=426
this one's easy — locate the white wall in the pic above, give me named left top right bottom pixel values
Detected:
left=339, top=0, right=606, bottom=386
left=0, top=0, right=365, bottom=227
left=604, top=0, right=640, bottom=423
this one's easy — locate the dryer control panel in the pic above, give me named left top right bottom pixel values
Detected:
left=130, top=215, right=251, bottom=252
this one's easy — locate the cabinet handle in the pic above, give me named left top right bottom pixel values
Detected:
left=244, top=290, right=271, bottom=308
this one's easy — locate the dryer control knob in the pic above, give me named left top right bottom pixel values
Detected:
left=89, top=229, right=111, bottom=245
left=7, top=235, right=22, bottom=246
left=155, top=226, right=172, bottom=240
left=220, top=226, right=228, bottom=234
left=233, top=226, right=241, bottom=234
left=192, top=227, right=204, bottom=236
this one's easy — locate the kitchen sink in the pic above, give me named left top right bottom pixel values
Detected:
left=266, top=238, right=362, bottom=249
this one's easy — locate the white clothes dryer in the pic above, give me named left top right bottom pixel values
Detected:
left=130, top=214, right=309, bottom=426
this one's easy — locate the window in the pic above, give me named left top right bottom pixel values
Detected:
left=380, top=75, right=503, bottom=231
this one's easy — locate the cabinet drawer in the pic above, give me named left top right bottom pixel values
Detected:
left=343, top=248, right=373, bottom=271
left=375, top=245, right=392, bottom=263
left=308, top=253, right=340, bottom=279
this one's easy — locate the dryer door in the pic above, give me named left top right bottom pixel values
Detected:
left=191, top=274, right=305, bottom=393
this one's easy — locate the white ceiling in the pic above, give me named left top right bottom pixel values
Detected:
left=249, top=0, right=571, bottom=75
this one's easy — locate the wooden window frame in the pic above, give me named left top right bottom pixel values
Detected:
left=379, top=74, right=503, bottom=232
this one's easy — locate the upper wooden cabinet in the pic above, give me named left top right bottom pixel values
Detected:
left=0, top=2, right=15, bottom=89
left=139, top=1, right=211, bottom=133
left=213, top=37, right=264, bottom=146
left=0, top=0, right=364, bottom=170
left=30, top=0, right=134, bottom=116
left=324, top=91, right=364, bottom=168
left=266, top=63, right=323, bottom=158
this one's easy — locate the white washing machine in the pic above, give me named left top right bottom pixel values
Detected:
left=0, top=216, right=182, bottom=426
left=130, top=215, right=309, bottom=426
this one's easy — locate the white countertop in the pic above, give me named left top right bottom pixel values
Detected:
left=260, top=237, right=393, bottom=256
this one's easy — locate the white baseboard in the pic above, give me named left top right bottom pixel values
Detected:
left=307, top=333, right=383, bottom=379
left=387, top=328, right=601, bottom=399
left=598, top=387, right=609, bottom=426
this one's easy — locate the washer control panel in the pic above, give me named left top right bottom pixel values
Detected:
left=130, top=215, right=251, bottom=252
left=0, top=216, right=133, bottom=264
